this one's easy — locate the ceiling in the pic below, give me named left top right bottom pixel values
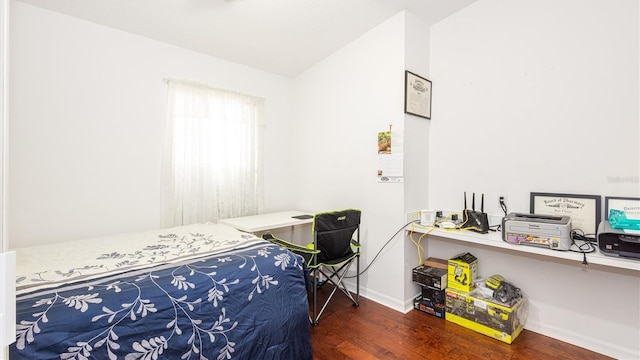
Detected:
left=16, top=0, right=477, bottom=78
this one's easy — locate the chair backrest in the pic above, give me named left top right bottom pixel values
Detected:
left=313, top=209, right=361, bottom=264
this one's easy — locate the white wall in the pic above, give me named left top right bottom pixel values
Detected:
left=427, top=0, right=639, bottom=358
left=0, top=0, right=6, bottom=254
left=429, top=0, right=639, bottom=214
left=9, top=2, right=297, bottom=247
left=402, top=11, right=431, bottom=303
left=292, top=12, right=413, bottom=309
left=1, top=1, right=11, bottom=357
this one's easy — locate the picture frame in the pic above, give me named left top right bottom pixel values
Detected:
left=404, top=70, right=432, bottom=119
left=604, top=196, right=640, bottom=220
left=530, top=192, right=601, bottom=239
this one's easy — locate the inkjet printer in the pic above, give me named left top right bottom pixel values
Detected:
left=502, top=213, right=572, bottom=251
left=597, top=221, right=640, bottom=260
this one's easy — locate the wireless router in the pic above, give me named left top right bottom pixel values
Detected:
left=463, top=192, right=489, bottom=234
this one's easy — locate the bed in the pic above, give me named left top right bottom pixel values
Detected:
left=9, top=222, right=313, bottom=360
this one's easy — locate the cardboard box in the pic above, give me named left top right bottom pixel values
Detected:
left=414, top=295, right=445, bottom=319
left=412, top=265, right=448, bottom=290
left=445, top=287, right=526, bottom=344
left=424, top=257, right=448, bottom=270
left=421, top=286, right=445, bottom=305
left=448, top=252, right=478, bottom=292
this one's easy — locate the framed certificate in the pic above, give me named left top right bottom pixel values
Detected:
left=604, top=196, right=640, bottom=220
left=404, top=71, right=432, bottom=119
left=530, top=192, right=601, bottom=239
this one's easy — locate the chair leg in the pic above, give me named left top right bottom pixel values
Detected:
left=312, top=269, right=319, bottom=326
left=355, top=253, right=360, bottom=307
left=311, top=261, right=359, bottom=325
left=320, top=258, right=360, bottom=308
left=321, top=266, right=357, bottom=304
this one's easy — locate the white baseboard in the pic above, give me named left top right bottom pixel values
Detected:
left=355, top=286, right=408, bottom=313
left=525, top=319, right=639, bottom=360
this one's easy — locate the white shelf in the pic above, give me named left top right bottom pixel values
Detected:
left=407, top=223, right=640, bottom=272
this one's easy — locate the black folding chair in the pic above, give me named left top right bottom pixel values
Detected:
left=262, top=209, right=362, bottom=325
left=309, top=209, right=361, bottom=325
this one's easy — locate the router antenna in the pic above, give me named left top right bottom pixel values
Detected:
left=481, top=193, right=485, bottom=213
left=464, top=192, right=467, bottom=210
left=472, top=193, right=476, bottom=211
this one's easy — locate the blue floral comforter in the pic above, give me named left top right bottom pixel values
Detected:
left=10, top=228, right=312, bottom=360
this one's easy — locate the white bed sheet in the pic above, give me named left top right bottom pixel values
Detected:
left=14, top=222, right=260, bottom=294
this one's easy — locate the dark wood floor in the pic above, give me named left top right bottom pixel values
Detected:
left=309, top=290, right=614, bottom=360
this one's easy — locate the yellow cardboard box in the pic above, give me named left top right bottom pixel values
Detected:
left=448, top=252, right=478, bottom=292
left=444, top=287, right=527, bottom=344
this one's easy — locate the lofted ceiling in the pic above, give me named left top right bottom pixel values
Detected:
left=16, top=0, right=477, bottom=78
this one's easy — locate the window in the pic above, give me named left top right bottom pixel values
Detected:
left=161, top=80, right=264, bottom=227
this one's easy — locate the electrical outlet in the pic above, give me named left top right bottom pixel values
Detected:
left=420, top=209, right=436, bottom=226
left=498, top=194, right=508, bottom=214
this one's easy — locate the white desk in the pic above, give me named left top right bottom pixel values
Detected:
left=219, top=210, right=314, bottom=234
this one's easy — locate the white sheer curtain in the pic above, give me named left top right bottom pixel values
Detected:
left=161, top=79, right=265, bottom=227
